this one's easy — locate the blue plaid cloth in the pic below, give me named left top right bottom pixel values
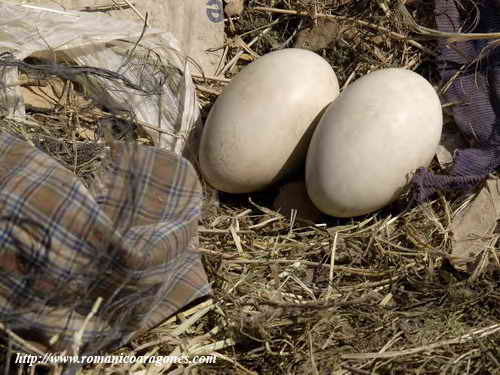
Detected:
left=0, top=131, right=210, bottom=354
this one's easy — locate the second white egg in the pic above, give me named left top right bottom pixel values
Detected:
left=306, top=68, right=443, bottom=218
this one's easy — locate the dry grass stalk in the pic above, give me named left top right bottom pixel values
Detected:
left=251, top=6, right=436, bottom=55
left=397, top=2, right=500, bottom=42
left=342, top=324, right=500, bottom=360
left=2, top=1, right=500, bottom=374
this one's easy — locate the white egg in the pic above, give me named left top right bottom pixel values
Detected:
left=306, top=68, right=443, bottom=217
left=199, top=48, right=339, bottom=193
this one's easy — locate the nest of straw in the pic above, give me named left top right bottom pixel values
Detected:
left=1, top=1, right=499, bottom=374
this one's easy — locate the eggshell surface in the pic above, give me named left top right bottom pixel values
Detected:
left=199, top=48, right=339, bottom=193
left=306, top=68, right=443, bottom=217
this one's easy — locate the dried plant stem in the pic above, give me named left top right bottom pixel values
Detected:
left=195, top=85, right=222, bottom=96
left=80, top=1, right=131, bottom=11
left=170, top=303, right=214, bottom=336
left=252, top=6, right=436, bottom=56
left=0, top=323, right=46, bottom=356
left=191, top=74, right=230, bottom=83
left=73, top=297, right=103, bottom=355
left=218, top=27, right=272, bottom=76
left=342, top=324, right=500, bottom=359
left=397, top=3, right=500, bottom=41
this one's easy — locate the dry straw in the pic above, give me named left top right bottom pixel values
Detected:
left=1, top=0, right=499, bottom=374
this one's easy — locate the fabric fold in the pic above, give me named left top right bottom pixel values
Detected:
left=0, top=131, right=210, bottom=354
left=411, top=0, right=500, bottom=200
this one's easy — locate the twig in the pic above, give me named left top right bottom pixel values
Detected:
left=230, top=224, right=244, bottom=255
left=235, top=209, right=253, bottom=218
left=248, top=217, right=281, bottom=229
left=0, top=322, right=46, bottom=357
left=72, top=297, right=103, bottom=355
left=195, top=85, right=222, bottom=96
left=239, top=17, right=285, bottom=38
left=324, top=232, right=338, bottom=300
left=170, top=303, right=214, bottom=336
left=218, top=27, right=272, bottom=76
left=192, top=74, right=230, bottom=83
left=221, top=258, right=400, bottom=277
left=80, top=1, right=131, bottom=12
left=199, top=227, right=253, bottom=234
left=198, top=247, right=239, bottom=259
left=251, top=6, right=436, bottom=56
left=260, top=294, right=370, bottom=309
left=308, top=329, right=320, bottom=375
left=187, top=338, right=236, bottom=356
left=342, top=324, right=500, bottom=359
left=397, top=3, right=500, bottom=42
left=341, top=366, right=371, bottom=375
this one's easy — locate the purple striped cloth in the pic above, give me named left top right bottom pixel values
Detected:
left=0, top=131, right=210, bottom=354
left=411, top=0, right=500, bottom=200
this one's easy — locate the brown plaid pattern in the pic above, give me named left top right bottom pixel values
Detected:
left=0, top=131, right=210, bottom=354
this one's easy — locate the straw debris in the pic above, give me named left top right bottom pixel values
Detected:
left=1, top=0, right=499, bottom=374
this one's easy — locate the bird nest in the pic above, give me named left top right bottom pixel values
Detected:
left=1, top=1, right=499, bottom=374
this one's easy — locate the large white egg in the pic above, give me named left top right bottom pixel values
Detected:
left=306, top=68, right=443, bottom=217
left=199, top=48, right=339, bottom=193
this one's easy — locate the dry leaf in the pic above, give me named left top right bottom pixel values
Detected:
left=450, top=178, right=500, bottom=271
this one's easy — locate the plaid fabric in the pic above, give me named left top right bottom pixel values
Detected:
left=0, top=131, right=210, bottom=354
